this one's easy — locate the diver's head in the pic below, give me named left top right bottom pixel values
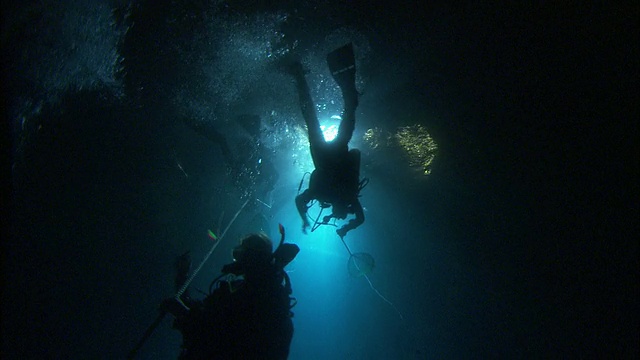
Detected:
left=232, top=233, right=273, bottom=270
left=332, top=202, right=349, bottom=219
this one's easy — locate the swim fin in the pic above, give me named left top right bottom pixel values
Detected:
left=273, top=243, right=300, bottom=269
left=326, top=43, right=356, bottom=93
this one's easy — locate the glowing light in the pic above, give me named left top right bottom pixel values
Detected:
left=321, top=115, right=342, bottom=142
left=363, top=127, right=384, bottom=149
left=320, top=124, right=339, bottom=142
left=363, top=124, right=438, bottom=175
left=394, top=124, right=438, bottom=175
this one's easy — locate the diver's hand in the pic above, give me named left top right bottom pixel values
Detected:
left=302, top=221, right=310, bottom=234
left=336, top=227, right=347, bottom=239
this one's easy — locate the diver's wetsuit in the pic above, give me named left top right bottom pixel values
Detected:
left=169, top=266, right=294, bottom=359
left=164, top=236, right=299, bottom=360
left=291, top=49, right=364, bottom=237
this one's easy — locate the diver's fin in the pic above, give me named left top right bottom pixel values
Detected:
left=273, top=243, right=300, bottom=269
left=327, top=43, right=356, bottom=92
left=327, top=43, right=355, bottom=78
left=275, top=54, right=307, bottom=78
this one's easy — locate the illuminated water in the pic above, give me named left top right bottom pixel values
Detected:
left=5, top=1, right=637, bottom=359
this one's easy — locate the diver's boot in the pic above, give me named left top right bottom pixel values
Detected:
left=327, top=43, right=358, bottom=107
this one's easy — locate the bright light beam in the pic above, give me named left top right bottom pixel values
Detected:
left=320, top=115, right=342, bottom=142
left=320, top=124, right=338, bottom=142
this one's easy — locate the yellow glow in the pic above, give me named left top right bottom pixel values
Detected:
left=364, top=124, right=437, bottom=176
left=321, top=124, right=339, bottom=142
left=394, top=124, right=438, bottom=175
left=363, top=127, right=384, bottom=149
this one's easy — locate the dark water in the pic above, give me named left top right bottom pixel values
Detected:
left=3, top=1, right=638, bottom=358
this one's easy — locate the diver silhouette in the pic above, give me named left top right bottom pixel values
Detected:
left=162, top=231, right=299, bottom=359
left=289, top=43, right=365, bottom=238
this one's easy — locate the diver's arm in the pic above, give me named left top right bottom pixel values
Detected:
left=337, top=199, right=364, bottom=237
left=352, top=199, right=365, bottom=228
left=295, top=190, right=313, bottom=233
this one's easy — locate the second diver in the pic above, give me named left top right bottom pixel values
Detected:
left=289, top=43, right=366, bottom=238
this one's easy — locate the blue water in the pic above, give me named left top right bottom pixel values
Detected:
left=4, top=1, right=638, bottom=359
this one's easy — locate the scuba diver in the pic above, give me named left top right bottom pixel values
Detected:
left=289, top=43, right=365, bottom=238
left=162, top=231, right=299, bottom=359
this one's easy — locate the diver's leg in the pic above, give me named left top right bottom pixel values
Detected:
left=334, top=99, right=357, bottom=147
left=327, top=44, right=358, bottom=147
left=289, top=63, right=324, bottom=162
